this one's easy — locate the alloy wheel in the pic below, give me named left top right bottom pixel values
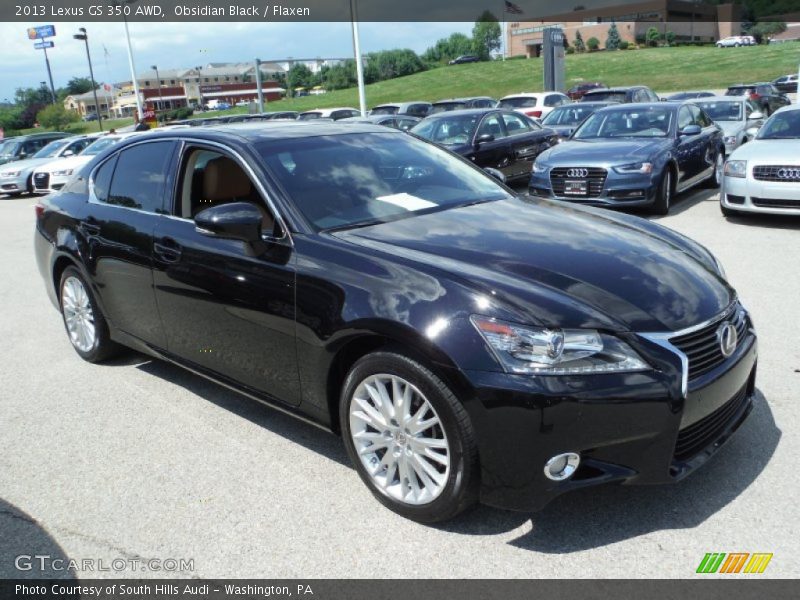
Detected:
left=61, top=276, right=96, bottom=353
left=349, top=374, right=450, bottom=505
left=715, top=153, right=724, bottom=185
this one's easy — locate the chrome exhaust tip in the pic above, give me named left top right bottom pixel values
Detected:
left=544, top=452, right=580, bottom=481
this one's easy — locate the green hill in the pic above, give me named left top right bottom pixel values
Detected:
left=245, top=43, right=800, bottom=113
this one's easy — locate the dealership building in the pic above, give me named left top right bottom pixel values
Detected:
left=506, top=0, right=742, bottom=57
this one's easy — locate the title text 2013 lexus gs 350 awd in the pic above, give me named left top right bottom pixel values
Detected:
left=34, top=123, right=757, bottom=523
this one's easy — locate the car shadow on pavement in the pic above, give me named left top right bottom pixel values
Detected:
left=0, top=498, right=78, bottom=582
left=134, top=356, right=351, bottom=467
left=438, top=389, right=780, bottom=552
left=648, top=188, right=720, bottom=219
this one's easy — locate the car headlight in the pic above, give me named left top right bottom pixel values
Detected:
left=724, top=160, right=747, bottom=178
left=1, top=170, right=21, bottom=178
left=613, top=162, right=653, bottom=174
left=723, top=135, right=737, bottom=145
left=471, top=316, right=649, bottom=375
left=52, top=169, right=74, bottom=177
left=532, top=162, right=549, bottom=174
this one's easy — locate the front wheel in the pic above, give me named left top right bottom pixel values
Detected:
left=340, top=351, right=479, bottom=523
left=652, top=168, right=673, bottom=215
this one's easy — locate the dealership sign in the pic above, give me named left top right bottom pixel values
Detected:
left=33, top=40, right=54, bottom=49
left=27, top=25, right=55, bottom=39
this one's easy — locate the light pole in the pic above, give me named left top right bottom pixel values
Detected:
left=110, top=0, right=144, bottom=121
left=151, top=64, right=164, bottom=116
left=196, top=66, right=204, bottom=109
left=74, top=28, right=103, bottom=131
left=349, top=0, right=367, bottom=116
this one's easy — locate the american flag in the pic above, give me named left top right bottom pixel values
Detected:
left=505, top=0, right=524, bottom=14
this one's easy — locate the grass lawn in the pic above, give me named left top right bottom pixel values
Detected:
left=18, top=117, right=135, bottom=136
left=210, top=43, right=800, bottom=116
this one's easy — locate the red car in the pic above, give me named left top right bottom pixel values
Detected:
left=567, top=82, right=606, bottom=100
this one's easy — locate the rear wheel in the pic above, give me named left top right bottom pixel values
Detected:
left=652, top=168, right=673, bottom=215
left=59, top=266, right=121, bottom=362
left=340, top=351, right=479, bottom=523
left=706, top=151, right=724, bottom=188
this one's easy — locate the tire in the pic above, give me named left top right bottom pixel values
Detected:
left=26, top=174, right=34, bottom=195
left=705, top=150, right=724, bottom=188
left=340, top=351, right=479, bottom=523
left=651, top=168, right=673, bottom=216
left=59, top=266, right=122, bottom=362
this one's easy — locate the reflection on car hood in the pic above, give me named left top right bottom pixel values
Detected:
left=716, top=121, right=745, bottom=137
left=0, top=157, right=50, bottom=174
left=336, top=197, right=732, bottom=332
left=728, top=138, right=800, bottom=161
left=540, top=138, right=669, bottom=164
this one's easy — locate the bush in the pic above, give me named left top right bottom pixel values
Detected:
left=619, top=40, right=630, bottom=50
left=574, top=30, right=586, bottom=53
left=646, top=26, right=661, bottom=47
left=506, top=54, right=528, bottom=60
left=664, top=31, right=676, bottom=46
left=565, top=46, right=575, bottom=54
left=165, top=107, right=193, bottom=121
left=587, top=37, right=600, bottom=52
left=36, top=104, right=80, bottom=131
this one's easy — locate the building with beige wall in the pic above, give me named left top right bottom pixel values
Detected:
left=507, top=1, right=742, bottom=57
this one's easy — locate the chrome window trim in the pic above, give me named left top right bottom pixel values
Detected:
left=88, top=136, right=293, bottom=246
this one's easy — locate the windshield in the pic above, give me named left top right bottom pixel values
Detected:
left=298, top=112, right=322, bottom=120
left=411, top=114, right=480, bottom=145
left=256, top=132, right=511, bottom=231
left=582, top=91, right=628, bottom=103
left=694, top=101, right=743, bottom=122
left=757, top=110, right=800, bottom=139
left=573, top=106, right=673, bottom=139
left=542, top=105, right=602, bottom=126
left=498, top=96, right=537, bottom=109
left=82, top=136, right=122, bottom=156
left=33, top=139, right=73, bottom=158
left=0, top=141, right=20, bottom=156
left=370, top=106, right=398, bottom=115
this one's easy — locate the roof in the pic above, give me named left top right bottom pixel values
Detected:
left=137, top=121, right=394, bottom=143
left=434, top=97, right=495, bottom=103
left=66, top=88, right=120, bottom=102
left=424, top=108, right=502, bottom=118
left=585, top=86, right=647, bottom=93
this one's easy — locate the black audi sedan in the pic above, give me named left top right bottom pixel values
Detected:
left=35, top=122, right=756, bottom=523
left=530, top=102, right=724, bottom=214
left=411, top=108, right=559, bottom=182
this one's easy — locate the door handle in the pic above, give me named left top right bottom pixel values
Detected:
left=153, top=237, right=182, bottom=263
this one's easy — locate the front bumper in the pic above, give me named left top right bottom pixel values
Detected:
left=529, top=168, right=659, bottom=209
left=722, top=173, right=800, bottom=215
left=0, top=173, right=29, bottom=193
left=458, top=319, right=757, bottom=512
left=32, top=172, right=70, bottom=194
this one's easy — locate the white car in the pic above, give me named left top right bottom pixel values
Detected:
left=497, top=92, right=571, bottom=120
left=32, top=133, right=142, bottom=194
left=716, top=35, right=756, bottom=47
left=721, top=105, right=800, bottom=216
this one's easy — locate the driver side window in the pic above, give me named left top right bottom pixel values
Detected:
left=477, top=114, right=506, bottom=139
left=177, top=148, right=276, bottom=235
left=678, top=107, right=693, bottom=130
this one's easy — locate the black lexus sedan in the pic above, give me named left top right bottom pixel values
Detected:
left=530, top=102, right=724, bottom=214
left=35, top=122, right=756, bottom=523
left=411, top=108, right=559, bottom=181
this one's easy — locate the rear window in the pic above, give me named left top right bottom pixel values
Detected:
left=726, top=87, right=753, bottom=96
left=499, top=97, right=537, bottom=109
left=298, top=112, right=322, bottom=120
left=371, top=106, right=398, bottom=115
left=430, top=102, right=466, bottom=114
left=582, top=91, right=628, bottom=103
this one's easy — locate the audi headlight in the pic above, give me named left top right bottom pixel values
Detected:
left=471, top=316, right=649, bottom=375
left=532, top=162, right=549, bottom=174
left=724, top=160, right=747, bottom=178
left=52, top=169, right=74, bottom=177
left=1, top=170, right=21, bottom=178
left=613, top=162, right=653, bottom=174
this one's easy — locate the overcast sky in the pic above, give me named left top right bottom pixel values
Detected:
left=0, top=21, right=475, bottom=101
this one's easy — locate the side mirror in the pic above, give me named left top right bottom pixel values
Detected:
left=194, top=202, right=263, bottom=244
left=748, top=111, right=764, bottom=121
left=62, top=150, right=74, bottom=157
left=484, top=167, right=506, bottom=183
left=475, top=133, right=495, bottom=146
left=679, top=124, right=702, bottom=136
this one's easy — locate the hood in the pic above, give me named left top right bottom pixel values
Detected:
left=540, top=138, right=669, bottom=165
left=716, top=121, right=745, bottom=137
left=335, top=197, right=732, bottom=332
left=728, top=138, right=800, bottom=162
left=0, top=157, right=49, bottom=175
left=36, top=154, right=93, bottom=174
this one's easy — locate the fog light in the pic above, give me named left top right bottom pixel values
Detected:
left=544, top=452, right=580, bottom=481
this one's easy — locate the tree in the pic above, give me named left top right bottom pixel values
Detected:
left=65, top=77, right=95, bottom=95
left=749, top=21, right=787, bottom=44
left=587, top=37, right=600, bottom=52
left=472, top=11, right=502, bottom=60
left=286, top=63, right=315, bottom=93
left=664, top=30, right=676, bottom=46
left=422, top=32, right=474, bottom=64
left=36, top=104, right=80, bottom=131
left=646, top=26, right=661, bottom=47
left=574, top=30, right=586, bottom=53
left=605, top=23, right=621, bottom=50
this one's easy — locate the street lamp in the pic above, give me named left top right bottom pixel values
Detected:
left=151, top=64, right=164, bottom=116
left=110, top=0, right=144, bottom=121
left=73, top=27, right=103, bottom=131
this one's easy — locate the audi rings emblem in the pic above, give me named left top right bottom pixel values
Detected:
left=566, top=168, right=589, bottom=178
left=777, top=168, right=800, bottom=180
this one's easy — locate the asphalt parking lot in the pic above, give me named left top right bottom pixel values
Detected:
left=1, top=188, right=798, bottom=579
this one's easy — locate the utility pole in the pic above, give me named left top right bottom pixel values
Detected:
left=349, top=0, right=367, bottom=116
left=110, top=0, right=144, bottom=120
left=74, top=28, right=103, bottom=131
left=42, top=45, right=57, bottom=104
left=255, top=58, right=264, bottom=113
left=151, top=65, right=164, bottom=117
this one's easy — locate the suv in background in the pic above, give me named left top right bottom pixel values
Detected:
left=716, top=35, right=756, bottom=47
left=772, top=74, right=798, bottom=94
left=725, top=83, right=790, bottom=116
left=498, top=92, right=571, bottom=119
left=448, top=55, right=479, bottom=65
left=566, top=82, right=606, bottom=100
left=580, top=86, right=660, bottom=104
left=0, top=132, right=69, bottom=166
left=430, top=97, right=497, bottom=113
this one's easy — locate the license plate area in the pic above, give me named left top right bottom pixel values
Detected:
left=564, top=180, right=587, bottom=196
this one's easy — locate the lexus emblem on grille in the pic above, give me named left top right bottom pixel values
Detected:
left=566, top=168, right=588, bottom=178
left=717, top=321, right=738, bottom=358
left=776, top=168, right=800, bottom=180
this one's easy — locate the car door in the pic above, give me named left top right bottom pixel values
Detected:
left=470, top=112, right=513, bottom=176
left=690, top=104, right=720, bottom=179
left=675, top=105, right=704, bottom=186
left=499, top=111, right=551, bottom=179
left=83, top=140, right=176, bottom=348
left=151, top=143, right=301, bottom=405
